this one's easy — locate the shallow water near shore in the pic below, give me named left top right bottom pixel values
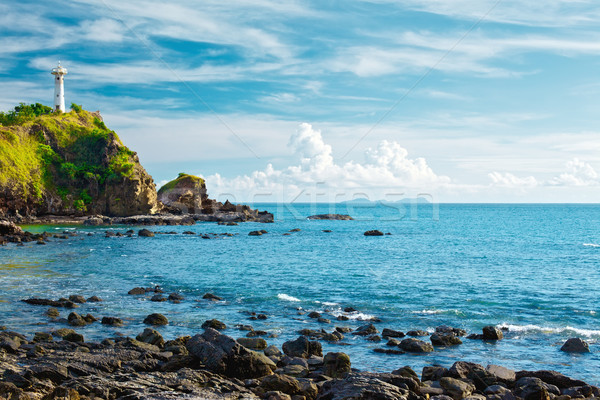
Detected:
left=1, top=203, right=600, bottom=384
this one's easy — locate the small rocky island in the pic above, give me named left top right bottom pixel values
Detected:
left=0, top=104, right=272, bottom=225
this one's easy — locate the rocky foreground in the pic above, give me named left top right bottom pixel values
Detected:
left=0, top=322, right=597, bottom=400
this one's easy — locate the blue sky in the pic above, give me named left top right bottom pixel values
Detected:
left=2, top=0, right=600, bottom=202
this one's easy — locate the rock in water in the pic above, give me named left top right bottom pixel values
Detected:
left=157, top=173, right=207, bottom=214
left=143, top=313, right=168, bottom=326
left=560, top=337, right=590, bottom=353
left=282, top=336, right=323, bottom=358
left=364, top=230, right=384, bottom=236
left=202, top=319, right=226, bottom=330
left=430, top=332, right=462, bottom=346
left=482, top=326, right=503, bottom=340
left=138, top=229, right=154, bottom=237
left=399, top=338, right=434, bottom=353
left=186, top=328, right=275, bottom=379
left=307, top=214, right=353, bottom=220
left=353, top=323, right=378, bottom=336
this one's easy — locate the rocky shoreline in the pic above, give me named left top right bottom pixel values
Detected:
left=0, top=285, right=595, bottom=400
left=0, top=320, right=597, bottom=400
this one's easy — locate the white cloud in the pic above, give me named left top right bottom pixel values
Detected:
left=488, top=172, right=538, bottom=187
left=490, top=158, right=600, bottom=188
left=82, top=19, right=125, bottom=42
left=329, top=30, right=600, bottom=78
left=202, top=123, right=450, bottom=201
left=363, top=0, right=600, bottom=28
left=548, top=158, right=599, bottom=186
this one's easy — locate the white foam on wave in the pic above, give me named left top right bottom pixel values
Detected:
left=315, top=301, right=339, bottom=306
left=583, top=243, right=600, bottom=248
left=330, top=310, right=377, bottom=321
left=499, top=323, right=600, bottom=337
left=412, top=309, right=461, bottom=315
left=278, top=293, right=301, bottom=302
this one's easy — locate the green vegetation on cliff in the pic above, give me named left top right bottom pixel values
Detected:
left=0, top=104, right=158, bottom=217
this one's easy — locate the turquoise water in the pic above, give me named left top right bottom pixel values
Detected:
left=1, top=203, right=599, bottom=383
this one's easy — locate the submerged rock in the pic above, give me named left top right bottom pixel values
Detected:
left=202, top=292, right=223, bottom=301
left=101, top=316, right=124, bottom=326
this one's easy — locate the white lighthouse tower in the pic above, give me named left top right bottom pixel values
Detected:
left=51, top=62, right=68, bottom=112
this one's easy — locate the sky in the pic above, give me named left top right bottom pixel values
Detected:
left=2, top=0, right=600, bottom=203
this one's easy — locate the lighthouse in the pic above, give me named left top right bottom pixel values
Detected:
left=51, top=62, right=68, bottom=112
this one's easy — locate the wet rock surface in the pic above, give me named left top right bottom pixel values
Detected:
left=0, top=327, right=596, bottom=400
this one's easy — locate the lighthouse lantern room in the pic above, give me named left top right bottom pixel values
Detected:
left=51, top=62, right=68, bottom=112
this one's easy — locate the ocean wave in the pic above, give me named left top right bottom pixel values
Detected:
left=315, top=301, right=339, bottom=306
left=330, top=310, right=377, bottom=321
left=277, top=293, right=301, bottom=302
left=499, top=323, right=600, bottom=337
left=583, top=243, right=600, bottom=248
left=412, top=309, right=462, bottom=315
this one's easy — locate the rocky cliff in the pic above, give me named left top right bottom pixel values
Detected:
left=0, top=105, right=159, bottom=219
left=158, top=173, right=274, bottom=222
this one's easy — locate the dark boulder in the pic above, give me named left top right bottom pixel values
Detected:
left=138, top=229, right=155, bottom=237
left=67, top=312, right=87, bottom=327
left=560, top=338, right=590, bottom=353
left=307, top=214, right=353, bottom=220
left=323, top=352, right=351, bottom=378
left=430, top=332, right=462, bottom=346
left=143, top=313, right=168, bottom=326
left=406, top=330, right=429, bottom=337
left=364, top=230, right=384, bottom=236
left=203, top=293, right=223, bottom=301
left=101, top=316, right=124, bottom=326
left=435, top=325, right=466, bottom=337
left=482, top=325, right=503, bottom=340
left=318, top=373, right=408, bottom=400
left=168, top=292, right=184, bottom=301
left=186, top=327, right=276, bottom=379
left=382, top=328, right=405, bottom=338
left=515, top=370, right=587, bottom=389
left=202, top=319, right=226, bottom=330
left=136, top=328, right=165, bottom=348
left=399, top=338, right=433, bottom=353
left=128, top=287, right=147, bottom=295
left=352, top=323, right=378, bottom=336
left=282, top=336, right=322, bottom=358
left=237, top=337, right=268, bottom=350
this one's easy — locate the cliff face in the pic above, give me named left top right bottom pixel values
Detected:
left=157, top=173, right=208, bottom=214
left=0, top=108, right=159, bottom=219
left=157, top=173, right=274, bottom=222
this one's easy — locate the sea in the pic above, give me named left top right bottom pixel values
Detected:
left=1, top=202, right=599, bottom=384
